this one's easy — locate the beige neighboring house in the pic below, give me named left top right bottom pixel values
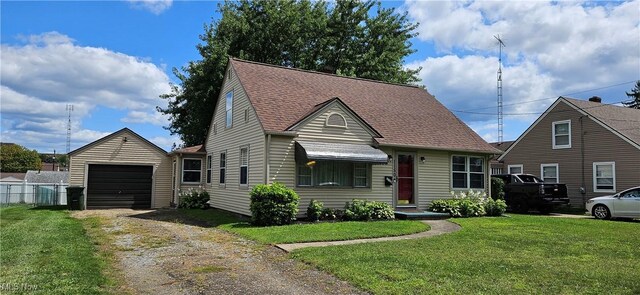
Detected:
left=497, top=96, right=640, bottom=208
left=68, top=128, right=173, bottom=209
left=168, top=144, right=207, bottom=206
left=202, top=58, right=501, bottom=216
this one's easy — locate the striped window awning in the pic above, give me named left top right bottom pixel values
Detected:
left=295, top=141, right=388, bottom=164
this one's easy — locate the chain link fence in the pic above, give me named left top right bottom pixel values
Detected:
left=0, top=183, right=68, bottom=206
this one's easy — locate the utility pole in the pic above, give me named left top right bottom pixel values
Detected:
left=494, top=35, right=506, bottom=144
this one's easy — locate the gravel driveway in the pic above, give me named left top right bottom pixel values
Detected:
left=72, top=209, right=366, bottom=295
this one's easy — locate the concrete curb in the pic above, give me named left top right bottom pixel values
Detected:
left=275, top=220, right=462, bottom=252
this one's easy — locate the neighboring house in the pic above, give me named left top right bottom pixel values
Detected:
left=489, top=141, right=514, bottom=175
left=0, top=172, right=26, bottom=183
left=68, top=128, right=173, bottom=209
left=168, top=144, right=207, bottom=206
left=204, top=58, right=501, bottom=216
left=25, top=170, right=69, bottom=184
left=497, top=96, right=640, bottom=208
left=41, top=162, right=68, bottom=172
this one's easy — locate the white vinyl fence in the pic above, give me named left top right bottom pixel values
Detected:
left=0, top=182, right=68, bottom=206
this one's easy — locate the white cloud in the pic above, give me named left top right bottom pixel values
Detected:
left=0, top=32, right=172, bottom=152
left=127, top=0, right=173, bottom=15
left=404, top=0, right=640, bottom=140
left=148, top=136, right=182, bottom=151
left=121, top=110, right=170, bottom=126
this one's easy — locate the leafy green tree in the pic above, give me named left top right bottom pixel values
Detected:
left=158, top=0, right=420, bottom=146
left=622, top=80, right=640, bottom=109
left=57, top=155, right=68, bottom=169
left=0, top=144, right=42, bottom=172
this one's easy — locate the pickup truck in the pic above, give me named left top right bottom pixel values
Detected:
left=492, top=174, right=570, bottom=213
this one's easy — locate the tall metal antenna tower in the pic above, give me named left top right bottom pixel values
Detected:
left=66, top=104, right=73, bottom=154
left=494, top=35, right=506, bottom=144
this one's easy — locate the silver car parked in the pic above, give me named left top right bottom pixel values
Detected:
left=586, top=186, right=640, bottom=220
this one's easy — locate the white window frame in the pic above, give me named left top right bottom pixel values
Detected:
left=295, top=161, right=369, bottom=188
left=219, top=151, right=226, bottom=185
left=353, top=163, right=368, bottom=188
left=325, top=112, right=347, bottom=128
left=508, top=164, right=523, bottom=174
left=239, top=147, right=249, bottom=187
left=451, top=155, right=485, bottom=190
left=552, top=120, right=571, bottom=149
left=225, top=90, right=234, bottom=128
left=182, top=158, right=202, bottom=184
left=296, top=164, right=313, bottom=187
left=540, top=163, right=559, bottom=183
left=593, top=162, right=616, bottom=193
left=206, top=154, right=212, bottom=184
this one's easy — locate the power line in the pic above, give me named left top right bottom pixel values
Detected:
left=454, top=100, right=632, bottom=116
left=453, top=80, right=638, bottom=112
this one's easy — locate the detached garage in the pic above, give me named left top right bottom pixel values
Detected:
left=68, top=128, right=172, bottom=209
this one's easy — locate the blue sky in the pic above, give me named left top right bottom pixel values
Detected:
left=2, top=0, right=639, bottom=153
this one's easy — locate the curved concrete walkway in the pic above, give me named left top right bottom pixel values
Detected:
left=275, top=220, right=461, bottom=252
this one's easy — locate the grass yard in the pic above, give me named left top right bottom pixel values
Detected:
left=0, top=206, right=113, bottom=294
left=291, top=215, right=640, bottom=295
left=180, top=208, right=429, bottom=244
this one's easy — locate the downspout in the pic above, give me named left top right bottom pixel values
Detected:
left=579, top=116, right=586, bottom=206
left=487, top=155, right=492, bottom=198
left=265, top=134, right=271, bottom=184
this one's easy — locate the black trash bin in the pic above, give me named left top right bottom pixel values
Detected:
left=66, top=186, right=85, bottom=210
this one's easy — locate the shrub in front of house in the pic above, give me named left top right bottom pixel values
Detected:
left=344, top=199, right=394, bottom=221
left=429, top=190, right=505, bottom=218
left=457, top=197, right=486, bottom=217
left=429, top=199, right=460, bottom=216
left=491, top=177, right=506, bottom=200
left=178, top=189, right=210, bottom=209
left=320, top=207, right=338, bottom=220
left=249, top=183, right=299, bottom=226
left=484, top=198, right=507, bottom=216
left=307, top=199, right=323, bottom=222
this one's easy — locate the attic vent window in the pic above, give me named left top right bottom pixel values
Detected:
left=325, top=113, right=347, bottom=128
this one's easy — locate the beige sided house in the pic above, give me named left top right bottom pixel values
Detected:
left=204, top=58, right=501, bottom=216
left=497, top=96, right=640, bottom=208
left=68, top=128, right=174, bottom=209
left=168, top=145, right=207, bottom=205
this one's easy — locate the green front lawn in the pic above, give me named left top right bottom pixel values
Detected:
left=180, top=208, right=429, bottom=244
left=291, top=215, right=640, bottom=295
left=0, top=206, right=112, bottom=294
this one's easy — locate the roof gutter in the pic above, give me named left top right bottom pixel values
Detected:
left=375, top=142, right=502, bottom=155
left=265, top=130, right=298, bottom=136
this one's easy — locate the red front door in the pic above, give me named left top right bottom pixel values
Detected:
left=396, top=153, right=415, bottom=205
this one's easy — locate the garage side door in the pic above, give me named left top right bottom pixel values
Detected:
left=87, top=164, right=152, bottom=209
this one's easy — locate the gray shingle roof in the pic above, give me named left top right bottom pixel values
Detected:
left=25, top=171, right=69, bottom=184
left=562, top=97, right=640, bottom=146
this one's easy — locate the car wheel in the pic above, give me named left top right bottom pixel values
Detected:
left=592, top=205, right=611, bottom=220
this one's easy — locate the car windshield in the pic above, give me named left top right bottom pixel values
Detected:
left=516, top=175, right=544, bottom=183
